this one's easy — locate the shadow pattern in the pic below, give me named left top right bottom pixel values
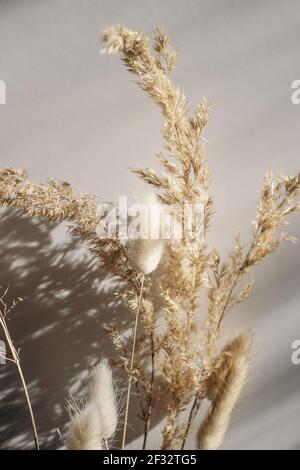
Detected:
left=0, top=208, right=147, bottom=449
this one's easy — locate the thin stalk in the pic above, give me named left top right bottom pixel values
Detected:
left=0, top=315, right=39, bottom=450
left=181, top=394, right=201, bottom=450
left=121, top=275, right=145, bottom=450
left=142, top=332, right=155, bottom=450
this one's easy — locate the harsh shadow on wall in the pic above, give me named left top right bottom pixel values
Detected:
left=0, top=208, right=152, bottom=449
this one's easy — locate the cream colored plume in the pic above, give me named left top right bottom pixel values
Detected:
left=127, top=193, right=164, bottom=275
left=88, top=359, right=118, bottom=439
left=66, top=403, right=103, bottom=450
left=66, top=360, right=118, bottom=450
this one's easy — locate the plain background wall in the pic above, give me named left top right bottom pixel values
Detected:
left=0, top=0, right=299, bottom=449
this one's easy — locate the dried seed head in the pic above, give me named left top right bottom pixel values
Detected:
left=66, top=403, right=103, bottom=450
left=127, top=193, right=164, bottom=274
left=88, top=359, right=118, bottom=439
left=128, top=238, right=164, bottom=275
left=101, top=25, right=143, bottom=54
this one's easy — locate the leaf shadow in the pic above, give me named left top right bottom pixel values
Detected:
left=0, top=208, right=157, bottom=449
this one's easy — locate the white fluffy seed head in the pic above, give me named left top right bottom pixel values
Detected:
left=128, top=238, right=164, bottom=275
left=127, top=193, right=164, bottom=274
left=66, top=403, right=103, bottom=450
left=88, top=359, right=118, bottom=439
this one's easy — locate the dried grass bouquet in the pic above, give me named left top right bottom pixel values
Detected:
left=0, top=25, right=299, bottom=450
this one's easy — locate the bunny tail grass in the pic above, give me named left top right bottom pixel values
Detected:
left=88, top=359, right=118, bottom=440
left=198, top=332, right=252, bottom=450
left=66, top=403, right=103, bottom=450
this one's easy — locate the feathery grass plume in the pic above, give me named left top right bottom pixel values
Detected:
left=67, top=359, right=118, bottom=450
left=198, top=333, right=252, bottom=450
left=102, top=25, right=211, bottom=224
left=127, top=193, right=164, bottom=275
left=88, top=359, right=118, bottom=440
left=182, top=172, right=300, bottom=448
left=102, top=26, right=213, bottom=448
left=0, top=168, right=132, bottom=279
left=201, top=172, right=300, bottom=369
left=66, top=402, right=103, bottom=450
